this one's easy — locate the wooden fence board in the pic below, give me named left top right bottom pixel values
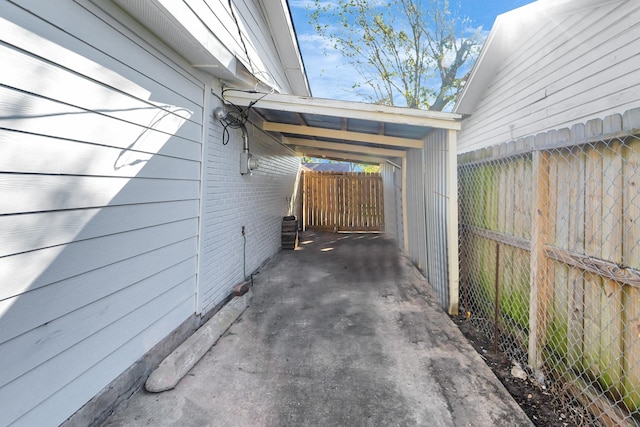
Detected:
left=555, top=151, right=571, bottom=249
left=498, top=161, right=507, bottom=233
left=583, top=271, right=602, bottom=377
left=567, top=265, right=584, bottom=369
left=567, top=149, right=585, bottom=369
left=548, top=154, right=559, bottom=248
left=623, top=139, right=640, bottom=269
left=522, top=156, right=533, bottom=239
left=514, top=156, right=525, bottom=238
left=552, top=262, right=570, bottom=356
left=622, top=138, right=640, bottom=410
left=303, top=172, right=384, bottom=232
left=503, top=160, right=516, bottom=323
left=585, top=147, right=603, bottom=258
left=599, top=142, right=624, bottom=390
left=529, top=151, right=551, bottom=369
left=569, top=148, right=586, bottom=253
left=583, top=146, right=604, bottom=384
left=553, top=152, right=569, bottom=365
left=600, top=280, right=623, bottom=390
left=602, top=141, right=623, bottom=264
left=460, top=134, right=640, bottom=418
left=623, top=284, right=640, bottom=410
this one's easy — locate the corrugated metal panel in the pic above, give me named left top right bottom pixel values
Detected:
left=424, top=130, right=450, bottom=309
left=381, top=163, right=403, bottom=246
left=394, top=165, right=405, bottom=251
left=382, top=134, right=455, bottom=313
left=405, top=148, right=427, bottom=272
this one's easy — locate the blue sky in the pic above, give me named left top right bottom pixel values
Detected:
left=288, top=0, right=535, bottom=101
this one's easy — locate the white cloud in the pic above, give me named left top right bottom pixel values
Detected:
left=298, top=30, right=364, bottom=100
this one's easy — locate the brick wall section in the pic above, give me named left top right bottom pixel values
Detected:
left=199, top=95, right=301, bottom=313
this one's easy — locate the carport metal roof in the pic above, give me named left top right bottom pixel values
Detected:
left=224, top=91, right=462, bottom=165
left=223, top=90, right=462, bottom=314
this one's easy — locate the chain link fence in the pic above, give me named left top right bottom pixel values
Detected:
left=458, top=115, right=640, bottom=427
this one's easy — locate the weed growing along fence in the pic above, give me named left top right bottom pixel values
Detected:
left=458, top=109, right=640, bottom=426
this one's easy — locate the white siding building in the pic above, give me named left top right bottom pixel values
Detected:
left=0, top=0, right=308, bottom=425
left=455, top=0, right=640, bottom=153
left=453, top=2, right=640, bottom=422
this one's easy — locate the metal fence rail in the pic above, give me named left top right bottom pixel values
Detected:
left=458, top=111, right=640, bottom=427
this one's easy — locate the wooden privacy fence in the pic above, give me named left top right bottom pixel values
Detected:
left=458, top=110, right=640, bottom=426
left=302, top=171, right=384, bottom=232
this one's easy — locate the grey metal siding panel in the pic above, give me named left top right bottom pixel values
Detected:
left=381, top=162, right=402, bottom=245
left=424, top=130, right=450, bottom=309
left=405, top=149, right=427, bottom=272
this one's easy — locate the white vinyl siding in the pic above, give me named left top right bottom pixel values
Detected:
left=144, top=0, right=297, bottom=94
left=457, top=0, right=640, bottom=152
left=0, top=0, right=205, bottom=425
left=218, top=0, right=298, bottom=92
left=198, top=95, right=301, bottom=313
left=231, top=0, right=294, bottom=90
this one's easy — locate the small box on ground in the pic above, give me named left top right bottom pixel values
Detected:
left=282, top=216, right=298, bottom=250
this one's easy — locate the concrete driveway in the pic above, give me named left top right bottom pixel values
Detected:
left=103, top=231, right=533, bottom=427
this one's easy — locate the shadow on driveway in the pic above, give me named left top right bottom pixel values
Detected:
left=104, top=231, right=533, bottom=426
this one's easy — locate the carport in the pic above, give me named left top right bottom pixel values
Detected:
left=224, top=91, right=461, bottom=315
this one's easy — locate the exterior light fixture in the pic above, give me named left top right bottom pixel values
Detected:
left=214, top=106, right=227, bottom=120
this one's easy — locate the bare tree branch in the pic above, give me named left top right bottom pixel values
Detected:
left=310, top=0, right=484, bottom=111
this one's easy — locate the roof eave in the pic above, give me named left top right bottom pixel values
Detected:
left=226, top=91, right=462, bottom=130
left=453, top=13, right=506, bottom=116
left=260, top=0, right=311, bottom=96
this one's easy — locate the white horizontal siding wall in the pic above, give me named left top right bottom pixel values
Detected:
left=233, top=0, right=294, bottom=91
left=0, top=1, right=206, bottom=425
left=458, top=0, right=640, bottom=153
left=181, top=0, right=295, bottom=93
left=199, top=93, right=301, bottom=313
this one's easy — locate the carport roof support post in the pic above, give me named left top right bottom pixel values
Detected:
left=448, top=129, right=459, bottom=315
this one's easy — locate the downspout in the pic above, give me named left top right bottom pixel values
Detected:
left=240, top=124, right=258, bottom=175
left=242, top=124, right=249, bottom=153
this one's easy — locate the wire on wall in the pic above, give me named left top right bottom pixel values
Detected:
left=228, top=0, right=255, bottom=75
left=209, top=88, right=297, bottom=157
left=213, top=87, right=272, bottom=145
left=217, top=105, right=247, bottom=145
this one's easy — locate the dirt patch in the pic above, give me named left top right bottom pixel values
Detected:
left=451, top=314, right=595, bottom=427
